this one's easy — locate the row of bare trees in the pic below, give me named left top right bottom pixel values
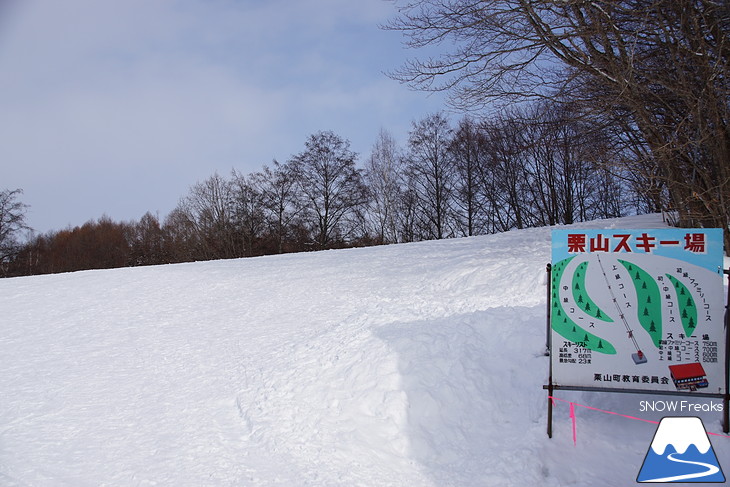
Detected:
left=387, top=0, right=730, bottom=251
left=157, top=106, right=640, bottom=262
left=5, top=105, right=650, bottom=276
left=371, top=105, right=644, bottom=244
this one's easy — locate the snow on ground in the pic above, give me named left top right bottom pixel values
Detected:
left=1, top=213, right=728, bottom=486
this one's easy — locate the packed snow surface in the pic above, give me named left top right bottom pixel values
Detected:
left=1, top=214, right=728, bottom=486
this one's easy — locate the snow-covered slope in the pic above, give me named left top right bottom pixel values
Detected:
left=1, top=214, right=727, bottom=486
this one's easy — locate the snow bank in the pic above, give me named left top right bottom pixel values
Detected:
left=1, top=213, right=727, bottom=486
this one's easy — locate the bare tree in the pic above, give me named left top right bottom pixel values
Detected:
left=162, top=206, right=201, bottom=263
left=129, top=212, right=166, bottom=265
left=449, top=116, right=490, bottom=236
left=364, top=129, right=405, bottom=244
left=387, top=0, right=730, bottom=250
left=398, top=172, right=420, bottom=243
left=518, top=101, right=601, bottom=225
left=480, top=115, right=530, bottom=231
left=290, top=131, right=367, bottom=249
left=0, top=189, right=30, bottom=272
left=231, top=170, right=267, bottom=257
left=177, top=173, right=238, bottom=259
left=471, top=103, right=629, bottom=230
left=406, top=113, right=455, bottom=240
left=257, top=160, right=302, bottom=254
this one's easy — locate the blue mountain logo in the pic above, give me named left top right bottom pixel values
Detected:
left=637, top=417, right=725, bottom=483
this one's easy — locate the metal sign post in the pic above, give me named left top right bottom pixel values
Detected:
left=722, top=269, right=730, bottom=434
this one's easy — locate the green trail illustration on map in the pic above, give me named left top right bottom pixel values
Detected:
left=666, top=274, right=697, bottom=337
left=553, top=256, right=704, bottom=354
left=551, top=257, right=616, bottom=354
left=572, top=261, right=613, bottom=322
left=617, top=260, right=662, bottom=348
left=552, top=256, right=697, bottom=354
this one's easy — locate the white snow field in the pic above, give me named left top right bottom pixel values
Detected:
left=1, top=213, right=728, bottom=486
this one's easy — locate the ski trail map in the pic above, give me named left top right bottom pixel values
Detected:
left=550, top=229, right=726, bottom=395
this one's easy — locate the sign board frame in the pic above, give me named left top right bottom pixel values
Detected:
left=544, top=228, right=729, bottom=436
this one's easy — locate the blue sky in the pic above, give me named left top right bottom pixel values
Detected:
left=0, top=0, right=449, bottom=233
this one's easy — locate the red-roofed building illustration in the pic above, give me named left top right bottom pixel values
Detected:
left=668, top=363, right=709, bottom=391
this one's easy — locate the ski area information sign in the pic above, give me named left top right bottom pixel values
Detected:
left=550, top=228, right=726, bottom=395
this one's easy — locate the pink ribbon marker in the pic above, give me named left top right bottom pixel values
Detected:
left=548, top=395, right=730, bottom=445
left=569, top=401, right=577, bottom=446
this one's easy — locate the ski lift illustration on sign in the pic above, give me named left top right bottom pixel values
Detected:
left=596, top=255, right=648, bottom=365
left=632, top=349, right=647, bottom=365
left=668, top=362, right=709, bottom=391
